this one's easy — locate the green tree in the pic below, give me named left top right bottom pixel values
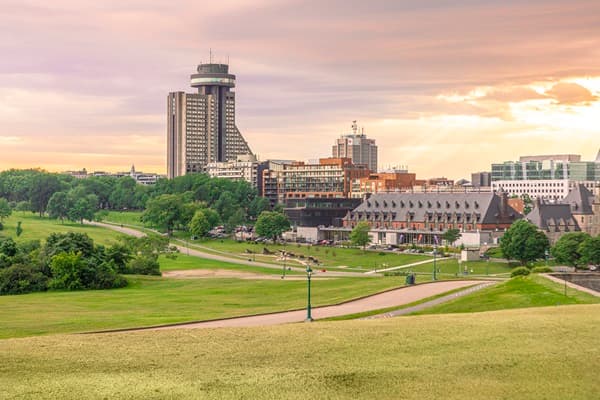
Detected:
left=0, top=198, right=11, bottom=222
left=442, top=228, right=461, bottom=246
left=350, top=222, right=371, bottom=251
left=551, top=232, right=591, bottom=268
left=46, top=191, right=72, bottom=222
left=142, top=194, right=186, bottom=234
left=189, top=210, right=211, bottom=238
left=500, top=220, right=550, bottom=265
left=29, top=173, right=64, bottom=217
left=67, top=194, right=98, bottom=224
left=579, top=236, right=600, bottom=267
left=16, top=221, right=23, bottom=237
left=254, top=211, right=291, bottom=242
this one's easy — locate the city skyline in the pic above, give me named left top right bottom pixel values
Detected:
left=1, top=0, right=600, bottom=179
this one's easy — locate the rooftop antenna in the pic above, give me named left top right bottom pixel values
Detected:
left=351, top=120, right=358, bottom=135
left=210, top=48, right=213, bottom=64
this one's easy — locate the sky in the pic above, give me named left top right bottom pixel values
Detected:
left=1, top=0, right=600, bottom=179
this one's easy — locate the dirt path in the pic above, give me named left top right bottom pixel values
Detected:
left=108, top=280, right=494, bottom=331
left=163, top=269, right=321, bottom=280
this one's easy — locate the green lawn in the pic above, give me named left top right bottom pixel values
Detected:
left=101, top=210, right=145, bottom=228
left=0, top=211, right=125, bottom=245
left=407, top=258, right=514, bottom=277
left=0, top=275, right=410, bottom=339
left=179, top=238, right=432, bottom=270
left=1, top=305, right=598, bottom=399
left=412, top=274, right=600, bottom=315
left=159, top=254, right=303, bottom=275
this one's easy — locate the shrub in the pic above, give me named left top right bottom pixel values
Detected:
left=127, top=255, right=161, bottom=276
left=0, top=264, right=48, bottom=295
left=531, top=266, right=553, bottom=273
left=511, top=266, right=531, bottom=277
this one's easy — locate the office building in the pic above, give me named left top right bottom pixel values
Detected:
left=261, top=158, right=369, bottom=205
left=471, top=171, right=491, bottom=188
left=491, top=153, right=600, bottom=200
left=167, top=63, right=252, bottom=178
left=332, top=121, right=378, bottom=172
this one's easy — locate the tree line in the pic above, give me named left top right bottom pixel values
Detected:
left=0, top=169, right=272, bottom=230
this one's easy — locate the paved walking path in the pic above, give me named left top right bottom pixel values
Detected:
left=361, top=281, right=496, bottom=319
left=364, top=257, right=451, bottom=274
left=110, top=280, right=493, bottom=332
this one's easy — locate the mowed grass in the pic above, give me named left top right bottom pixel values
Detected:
left=101, top=210, right=145, bottom=228
left=1, top=211, right=125, bottom=245
left=412, top=274, right=600, bottom=315
left=0, top=275, right=409, bottom=339
left=159, top=254, right=303, bottom=275
left=408, top=258, right=514, bottom=277
left=1, top=305, right=598, bottom=399
left=182, top=238, right=431, bottom=270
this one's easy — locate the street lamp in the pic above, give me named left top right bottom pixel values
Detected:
left=433, top=244, right=437, bottom=281
left=306, top=265, right=313, bottom=322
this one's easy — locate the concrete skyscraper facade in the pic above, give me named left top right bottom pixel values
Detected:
left=167, top=63, right=252, bottom=179
left=332, top=121, right=378, bottom=172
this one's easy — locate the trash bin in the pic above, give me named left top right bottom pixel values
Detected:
left=405, top=273, right=416, bottom=285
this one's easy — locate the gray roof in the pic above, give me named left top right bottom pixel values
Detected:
left=526, top=202, right=580, bottom=231
left=563, top=184, right=594, bottom=215
left=347, top=192, right=520, bottom=224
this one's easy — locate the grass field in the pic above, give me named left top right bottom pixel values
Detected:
left=0, top=275, right=410, bottom=339
left=159, top=254, right=303, bottom=275
left=412, top=274, right=600, bottom=315
left=407, top=258, right=514, bottom=277
left=1, top=304, right=598, bottom=399
left=0, top=211, right=125, bottom=245
left=101, top=210, right=145, bottom=227
left=177, top=238, right=432, bottom=270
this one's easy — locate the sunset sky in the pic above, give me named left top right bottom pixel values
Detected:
left=1, top=0, right=600, bottom=179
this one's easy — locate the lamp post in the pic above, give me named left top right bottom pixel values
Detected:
left=306, top=265, right=313, bottom=322
left=281, top=240, right=287, bottom=279
left=433, top=244, right=437, bottom=281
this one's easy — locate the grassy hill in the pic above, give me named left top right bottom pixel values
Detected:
left=1, top=304, right=598, bottom=399
left=1, top=211, right=124, bottom=245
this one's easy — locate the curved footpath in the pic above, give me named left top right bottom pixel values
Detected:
left=90, top=221, right=371, bottom=278
left=104, top=280, right=493, bottom=332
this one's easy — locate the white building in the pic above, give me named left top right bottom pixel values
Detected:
left=492, top=179, right=598, bottom=201
left=205, top=154, right=261, bottom=188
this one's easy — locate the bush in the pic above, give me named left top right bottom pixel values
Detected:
left=511, top=266, right=531, bottom=277
left=531, top=266, right=553, bottom=273
left=0, top=264, right=48, bottom=295
left=127, top=255, right=161, bottom=276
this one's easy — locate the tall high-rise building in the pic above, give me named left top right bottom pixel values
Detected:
left=167, top=63, right=252, bottom=178
left=332, top=121, right=378, bottom=172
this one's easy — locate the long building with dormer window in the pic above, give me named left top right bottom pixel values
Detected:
left=302, top=191, right=522, bottom=246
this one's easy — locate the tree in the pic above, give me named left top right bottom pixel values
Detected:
left=500, top=220, right=550, bottom=265
left=189, top=210, right=211, bottom=238
left=29, top=173, right=64, bottom=217
left=579, top=236, right=600, bottom=267
left=254, top=211, right=291, bottom=242
left=47, top=191, right=72, bottom=222
left=15, top=221, right=22, bottom=237
left=350, top=222, right=371, bottom=251
left=67, top=194, right=98, bottom=224
left=0, top=198, right=11, bottom=222
left=142, top=194, right=186, bottom=234
left=442, top=228, right=461, bottom=246
left=551, top=232, right=590, bottom=268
